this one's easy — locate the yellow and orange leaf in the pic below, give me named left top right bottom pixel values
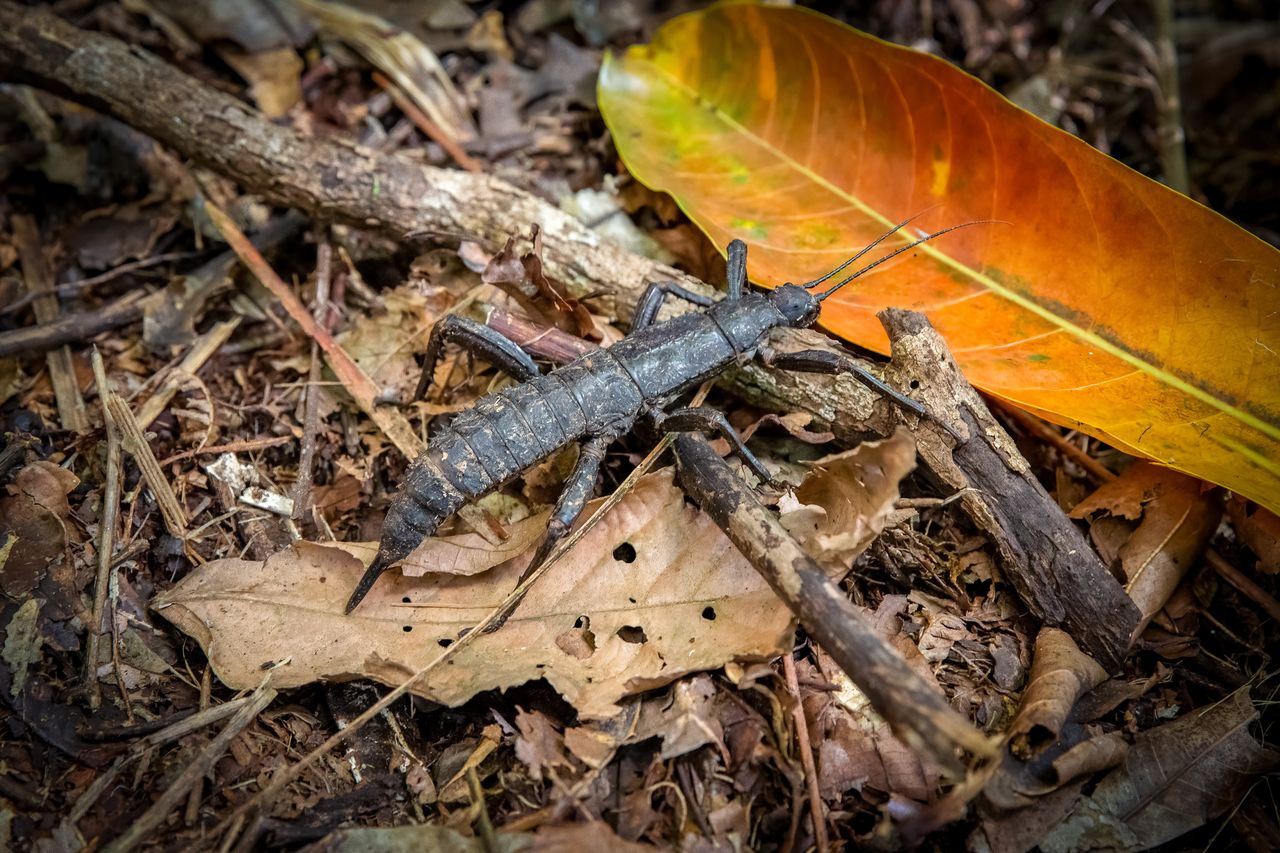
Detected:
left=598, top=4, right=1280, bottom=513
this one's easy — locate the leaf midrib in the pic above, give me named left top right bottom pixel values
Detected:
left=633, top=52, right=1280, bottom=447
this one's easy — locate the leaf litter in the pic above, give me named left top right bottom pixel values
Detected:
left=3, top=2, right=1279, bottom=850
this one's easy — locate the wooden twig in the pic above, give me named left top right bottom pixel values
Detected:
left=86, top=349, right=124, bottom=711
left=878, top=310, right=1139, bottom=669
left=675, top=432, right=995, bottom=771
left=372, top=71, right=483, bottom=173
left=13, top=214, right=88, bottom=431
left=103, top=682, right=277, bottom=853
left=134, top=318, right=240, bottom=429
left=102, top=378, right=188, bottom=538
left=1151, top=0, right=1189, bottom=194
left=781, top=651, right=829, bottom=852
left=199, top=195, right=423, bottom=461
left=292, top=240, right=331, bottom=529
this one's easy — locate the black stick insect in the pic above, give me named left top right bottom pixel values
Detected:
left=345, top=218, right=977, bottom=613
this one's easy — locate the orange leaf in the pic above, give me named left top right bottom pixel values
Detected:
left=598, top=4, right=1280, bottom=514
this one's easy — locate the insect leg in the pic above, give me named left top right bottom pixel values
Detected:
left=725, top=239, right=747, bottom=300
left=632, top=281, right=717, bottom=330
left=484, top=430, right=618, bottom=633
left=653, top=407, right=775, bottom=485
left=414, top=314, right=541, bottom=401
left=757, top=346, right=928, bottom=419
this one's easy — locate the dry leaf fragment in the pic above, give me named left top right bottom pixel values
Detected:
left=779, top=430, right=916, bottom=573
left=1042, top=690, right=1277, bottom=852
left=1228, top=497, right=1280, bottom=573
left=154, top=471, right=795, bottom=718
left=1007, top=628, right=1108, bottom=761
left=217, top=46, right=302, bottom=118
left=0, top=461, right=80, bottom=596
left=1071, top=463, right=1222, bottom=639
left=654, top=674, right=727, bottom=762
left=514, top=709, right=572, bottom=783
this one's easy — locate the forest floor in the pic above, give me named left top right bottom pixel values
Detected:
left=1, top=1, right=1278, bottom=851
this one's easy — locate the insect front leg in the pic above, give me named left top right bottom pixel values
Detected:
left=414, top=314, right=541, bottom=401
left=757, top=345, right=928, bottom=419
left=651, top=406, right=778, bottom=487
left=632, top=282, right=717, bottom=330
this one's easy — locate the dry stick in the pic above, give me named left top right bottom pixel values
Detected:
left=58, top=693, right=258, bottom=844
left=213, top=424, right=695, bottom=848
left=86, top=349, right=124, bottom=711
left=134, top=318, right=241, bottom=430
left=13, top=213, right=88, bottom=431
left=103, top=383, right=188, bottom=538
left=1152, top=0, right=1190, bottom=194
left=0, top=5, right=1135, bottom=663
left=158, top=435, right=296, bottom=467
left=103, top=683, right=277, bottom=853
left=199, top=195, right=423, bottom=461
left=780, top=651, right=829, bottom=853
left=292, top=240, right=332, bottom=528
left=1000, top=403, right=1280, bottom=627
left=675, top=433, right=994, bottom=771
left=186, top=665, right=214, bottom=826
left=372, top=71, right=484, bottom=173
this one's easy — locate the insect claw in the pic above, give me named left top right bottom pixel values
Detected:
left=345, top=554, right=388, bottom=614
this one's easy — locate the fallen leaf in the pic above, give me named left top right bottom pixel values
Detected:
left=514, top=708, right=572, bottom=782
left=779, top=430, right=916, bottom=572
left=217, top=46, right=303, bottom=118
left=652, top=674, right=726, bottom=762
left=2, top=599, right=42, bottom=698
left=1042, top=690, right=1277, bottom=852
left=154, top=470, right=796, bottom=718
left=1071, top=463, right=1221, bottom=638
left=1007, top=628, right=1108, bottom=761
left=337, top=284, right=452, bottom=404
left=1228, top=497, right=1280, bottom=573
left=0, top=461, right=80, bottom=596
left=599, top=4, right=1280, bottom=515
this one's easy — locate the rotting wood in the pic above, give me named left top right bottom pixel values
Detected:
left=0, top=3, right=1138, bottom=666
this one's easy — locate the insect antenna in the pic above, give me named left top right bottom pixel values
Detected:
left=801, top=210, right=934, bottom=290
left=815, top=220, right=992, bottom=302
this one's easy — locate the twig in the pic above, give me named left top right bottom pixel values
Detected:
left=13, top=213, right=88, bottom=431
left=372, top=71, right=483, bottom=173
left=186, top=665, right=214, bottom=825
left=1208, top=549, right=1280, bottom=625
left=674, top=432, right=994, bottom=771
left=199, top=194, right=423, bottom=461
left=781, top=651, right=828, bottom=853
left=134, top=318, right=241, bottom=430
left=996, top=401, right=1116, bottom=483
left=86, top=349, right=124, bottom=711
left=58, top=694, right=260, bottom=844
left=102, top=377, right=188, bottom=538
left=292, top=239, right=332, bottom=529
left=157, top=434, right=295, bottom=467
left=103, top=682, right=277, bottom=853
left=1151, top=0, right=1189, bottom=194
left=0, top=251, right=196, bottom=317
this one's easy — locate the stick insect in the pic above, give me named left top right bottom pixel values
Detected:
left=345, top=218, right=974, bottom=613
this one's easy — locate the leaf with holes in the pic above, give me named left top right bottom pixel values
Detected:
left=599, top=4, right=1280, bottom=513
left=154, top=471, right=796, bottom=718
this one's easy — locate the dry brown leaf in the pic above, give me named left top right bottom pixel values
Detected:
left=1228, top=497, right=1280, bottom=573
left=336, top=284, right=453, bottom=404
left=1042, top=690, right=1277, bottom=852
left=801, top=647, right=940, bottom=803
left=1071, top=463, right=1222, bottom=638
left=0, top=461, right=80, bottom=596
left=779, top=430, right=916, bottom=573
left=514, top=708, right=572, bottom=783
left=652, top=674, right=727, bottom=762
left=154, top=471, right=795, bottom=718
left=217, top=46, right=302, bottom=118
left=1008, top=628, right=1108, bottom=761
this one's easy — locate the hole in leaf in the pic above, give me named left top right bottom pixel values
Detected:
left=574, top=615, right=589, bottom=629
left=616, top=625, right=647, bottom=644
left=438, top=638, right=453, bottom=648
left=402, top=596, right=412, bottom=604
left=402, top=625, right=412, bottom=633
left=909, top=379, right=921, bottom=389
left=701, top=606, right=716, bottom=621
left=613, top=542, right=637, bottom=563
